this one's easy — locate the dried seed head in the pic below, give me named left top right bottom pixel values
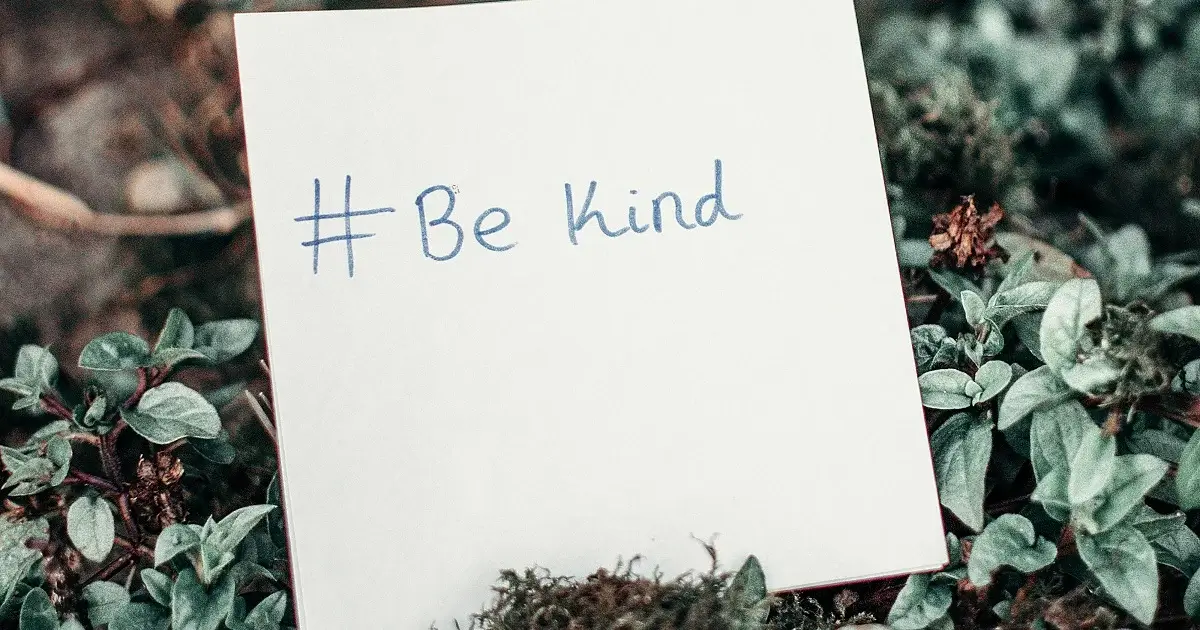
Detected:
left=128, top=452, right=188, bottom=533
left=929, top=195, right=1006, bottom=272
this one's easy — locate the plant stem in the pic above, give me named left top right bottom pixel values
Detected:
left=98, top=420, right=141, bottom=542
left=65, top=433, right=101, bottom=447
left=39, top=396, right=73, bottom=421
left=83, top=553, right=135, bottom=586
left=62, top=472, right=120, bottom=494
left=123, top=369, right=148, bottom=408
left=112, top=536, right=154, bottom=560
left=118, top=494, right=140, bottom=543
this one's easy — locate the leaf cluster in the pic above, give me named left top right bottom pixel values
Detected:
left=0, top=310, right=288, bottom=630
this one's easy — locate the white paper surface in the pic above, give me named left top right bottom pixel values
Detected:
left=234, top=1, right=948, bottom=627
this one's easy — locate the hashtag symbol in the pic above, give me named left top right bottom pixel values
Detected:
left=295, top=176, right=396, bottom=278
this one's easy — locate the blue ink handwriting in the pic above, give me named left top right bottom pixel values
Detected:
left=295, top=176, right=396, bottom=278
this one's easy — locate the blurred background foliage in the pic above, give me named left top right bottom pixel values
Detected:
left=859, top=0, right=1200, bottom=259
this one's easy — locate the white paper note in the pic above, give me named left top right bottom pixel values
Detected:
left=234, top=1, right=948, bottom=627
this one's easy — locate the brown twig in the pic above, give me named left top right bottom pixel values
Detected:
left=117, top=494, right=141, bottom=543
left=83, top=553, right=135, bottom=586
left=0, top=162, right=250, bottom=236
left=66, top=433, right=102, bottom=447
left=244, top=390, right=277, bottom=443
left=112, top=536, right=155, bottom=560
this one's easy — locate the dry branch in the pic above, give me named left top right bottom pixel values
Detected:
left=0, top=162, right=250, bottom=236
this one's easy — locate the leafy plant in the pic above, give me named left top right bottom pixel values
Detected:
left=0, top=310, right=289, bottom=630
left=888, top=206, right=1200, bottom=627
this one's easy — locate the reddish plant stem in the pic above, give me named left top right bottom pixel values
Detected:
left=39, top=396, right=73, bottom=421
left=99, top=420, right=141, bottom=542
left=112, top=536, right=154, bottom=560
left=123, top=368, right=148, bottom=409
left=62, top=471, right=120, bottom=494
left=148, top=366, right=170, bottom=389
left=1058, top=525, right=1076, bottom=556
left=66, top=432, right=101, bottom=447
left=84, top=553, right=135, bottom=586
left=118, top=494, right=140, bottom=543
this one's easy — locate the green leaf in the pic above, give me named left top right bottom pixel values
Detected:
left=67, top=495, right=115, bottom=563
left=961, top=290, right=986, bottom=327
left=266, top=474, right=286, bottom=549
left=1031, top=466, right=1071, bottom=521
left=202, top=383, right=247, bottom=410
left=242, top=591, right=288, bottom=630
left=12, top=346, right=57, bottom=394
left=154, top=308, right=195, bottom=353
left=190, top=432, right=237, bottom=465
left=995, top=251, right=1036, bottom=295
left=0, top=378, right=34, bottom=399
left=966, top=514, right=1056, bottom=586
left=81, top=396, right=107, bottom=429
left=1077, top=527, right=1159, bottom=625
left=83, top=581, right=130, bottom=627
left=1101, top=225, right=1153, bottom=303
left=986, top=281, right=1057, bottom=328
left=1079, top=455, right=1169, bottom=535
left=110, top=602, right=169, bottom=630
left=0, top=518, right=46, bottom=612
left=972, top=361, right=1012, bottom=404
left=1151, top=305, right=1200, bottom=342
left=931, top=413, right=992, bottom=532
left=150, top=348, right=208, bottom=369
left=123, top=383, right=221, bottom=445
left=1029, top=401, right=1092, bottom=481
left=1131, top=504, right=1185, bottom=541
left=172, top=568, right=237, bottom=630
left=1185, top=568, right=1200, bottom=620
left=5, top=458, right=56, bottom=496
left=59, top=618, right=83, bottom=630
left=887, top=573, right=953, bottom=630
left=155, top=523, right=201, bottom=566
left=927, top=269, right=983, bottom=302
left=1175, top=360, right=1200, bottom=394
left=997, top=366, right=1073, bottom=430
left=193, top=320, right=259, bottom=364
left=911, top=326, right=957, bottom=374
left=1060, top=354, right=1122, bottom=396
left=1039, top=279, right=1102, bottom=373
left=224, top=561, right=274, bottom=590
left=203, top=505, right=276, bottom=562
left=919, top=369, right=975, bottom=409
left=20, top=588, right=58, bottom=630
left=45, top=436, right=70, bottom=483
left=78, top=333, right=151, bottom=371
left=1178, top=426, right=1200, bottom=511
left=140, top=569, right=173, bottom=607
left=1068, top=428, right=1116, bottom=506
left=1148, top=520, right=1200, bottom=575
left=1129, top=429, right=1187, bottom=464
left=724, top=555, right=768, bottom=622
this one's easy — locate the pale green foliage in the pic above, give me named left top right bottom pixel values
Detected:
left=0, top=311, right=286, bottom=630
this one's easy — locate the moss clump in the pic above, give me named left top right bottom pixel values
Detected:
left=468, top=552, right=772, bottom=630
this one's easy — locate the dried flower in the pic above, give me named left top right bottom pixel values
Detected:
left=928, top=195, right=1006, bottom=271
left=128, top=452, right=187, bottom=533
